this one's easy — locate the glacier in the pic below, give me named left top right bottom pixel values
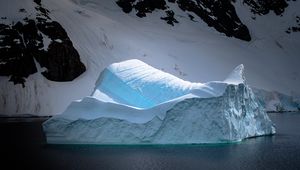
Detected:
left=43, top=59, right=275, bottom=144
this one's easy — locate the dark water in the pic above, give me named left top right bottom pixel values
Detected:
left=1, top=113, right=300, bottom=170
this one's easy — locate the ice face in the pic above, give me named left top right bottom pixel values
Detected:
left=43, top=59, right=275, bottom=144
left=224, top=64, right=245, bottom=85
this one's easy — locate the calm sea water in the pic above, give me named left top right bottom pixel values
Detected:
left=1, top=112, right=300, bottom=170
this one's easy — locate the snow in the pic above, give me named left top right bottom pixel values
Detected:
left=253, top=88, right=300, bottom=112
left=43, top=60, right=275, bottom=144
left=40, top=32, right=52, bottom=51
left=0, top=0, right=300, bottom=116
left=54, top=39, right=63, bottom=43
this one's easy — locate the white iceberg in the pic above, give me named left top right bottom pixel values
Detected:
left=43, top=59, right=275, bottom=144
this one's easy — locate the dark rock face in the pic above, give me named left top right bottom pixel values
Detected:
left=286, top=16, right=300, bottom=34
left=116, top=0, right=294, bottom=41
left=0, top=22, right=38, bottom=86
left=116, top=0, right=251, bottom=41
left=36, top=19, right=86, bottom=82
left=116, top=0, right=135, bottom=13
left=176, top=0, right=251, bottom=41
left=117, top=0, right=167, bottom=17
left=243, top=0, right=288, bottom=15
left=41, top=40, right=86, bottom=81
left=160, top=10, right=178, bottom=26
left=135, top=0, right=167, bottom=17
left=34, top=0, right=42, bottom=6
left=0, top=0, right=86, bottom=86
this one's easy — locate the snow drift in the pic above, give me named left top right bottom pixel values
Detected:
left=43, top=59, right=275, bottom=144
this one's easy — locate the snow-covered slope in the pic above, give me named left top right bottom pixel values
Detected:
left=43, top=60, right=275, bottom=144
left=0, top=0, right=300, bottom=115
left=253, top=88, right=300, bottom=112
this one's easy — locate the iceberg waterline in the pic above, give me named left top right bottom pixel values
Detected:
left=43, top=59, right=275, bottom=144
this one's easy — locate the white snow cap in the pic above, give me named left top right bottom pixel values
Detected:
left=224, top=64, right=245, bottom=85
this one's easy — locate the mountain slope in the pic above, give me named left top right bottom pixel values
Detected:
left=0, top=0, right=86, bottom=86
left=0, top=0, right=299, bottom=115
left=253, top=88, right=300, bottom=112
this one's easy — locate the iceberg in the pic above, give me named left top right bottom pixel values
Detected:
left=43, top=59, right=275, bottom=144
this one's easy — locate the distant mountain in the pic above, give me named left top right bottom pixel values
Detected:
left=0, top=0, right=299, bottom=115
left=253, top=88, right=300, bottom=112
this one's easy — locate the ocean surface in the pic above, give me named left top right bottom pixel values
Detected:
left=1, top=112, right=300, bottom=170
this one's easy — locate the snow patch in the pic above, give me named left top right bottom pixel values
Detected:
left=54, top=39, right=63, bottom=43
left=40, top=31, right=52, bottom=51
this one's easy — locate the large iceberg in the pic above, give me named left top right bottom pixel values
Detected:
left=43, top=59, right=275, bottom=144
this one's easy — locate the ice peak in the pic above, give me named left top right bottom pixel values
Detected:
left=224, top=64, right=245, bottom=85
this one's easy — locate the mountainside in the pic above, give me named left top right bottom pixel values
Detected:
left=253, top=88, right=300, bottom=112
left=0, top=0, right=86, bottom=86
left=0, top=0, right=299, bottom=115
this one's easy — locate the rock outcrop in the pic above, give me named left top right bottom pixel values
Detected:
left=0, top=0, right=86, bottom=86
